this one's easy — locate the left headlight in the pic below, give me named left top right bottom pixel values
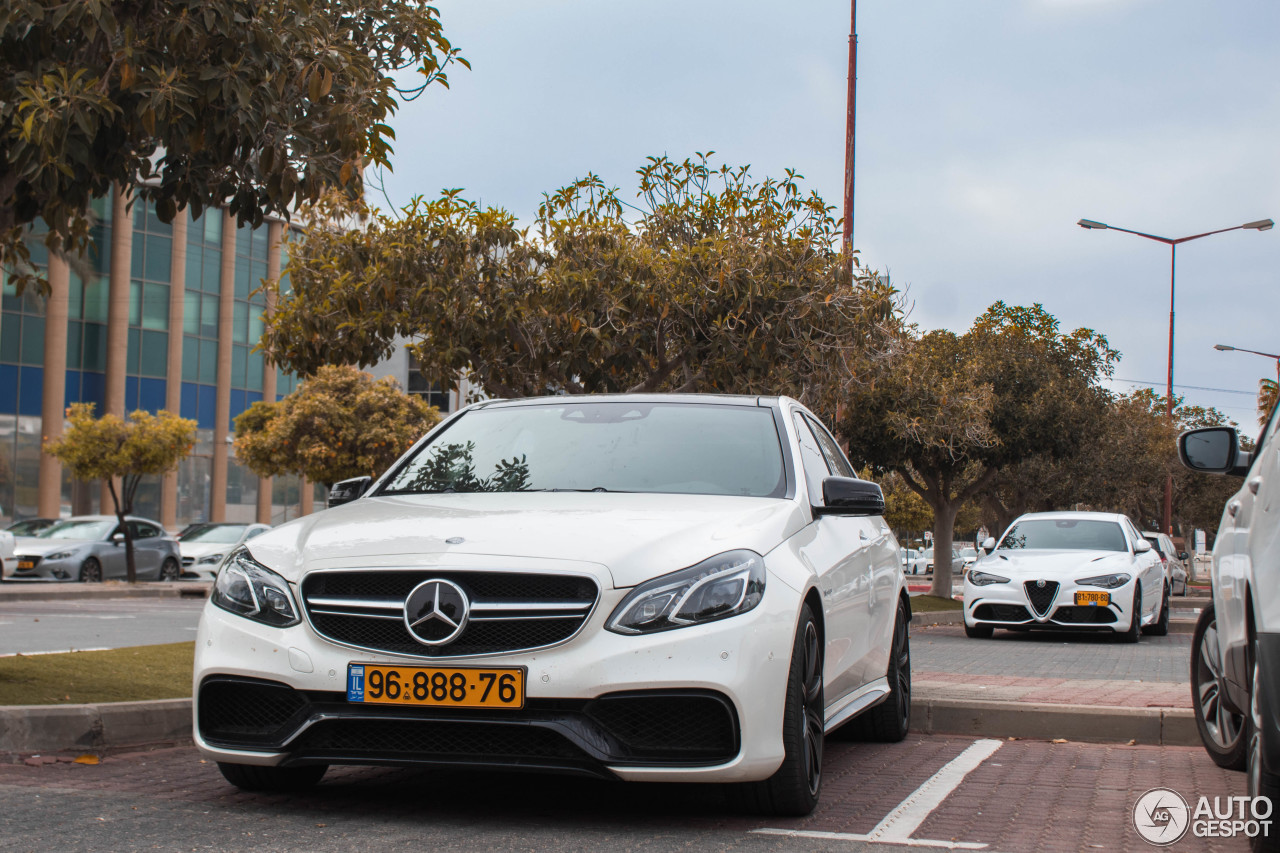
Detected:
left=967, top=570, right=1010, bottom=586
left=606, top=549, right=766, bottom=635
left=211, top=548, right=300, bottom=627
left=1076, top=573, right=1131, bottom=589
left=45, top=550, right=78, bottom=561
left=197, top=553, right=225, bottom=565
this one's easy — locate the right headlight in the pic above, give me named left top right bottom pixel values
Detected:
left=967, top=570, right=1010, bottom=586
left=1076, top=573, right=1131, bottom=589
left=211, top=548, right=299, bottom=627
left=606, top=550, right=766, bottom=635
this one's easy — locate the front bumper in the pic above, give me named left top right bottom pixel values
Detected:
left=964, top=576, right=1137, bottom=632
left=7, top=555, right=81, bottom=582
left=193, top=573, right=801, bottom=783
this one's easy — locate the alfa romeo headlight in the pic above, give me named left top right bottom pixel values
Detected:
left=606, top=550, right=766, bottom=635
left=211, top=548, right=299, bottom=627
left=1076, top=573, right=1131, bottom=589
left=967, top=570, right=1010, bottom=586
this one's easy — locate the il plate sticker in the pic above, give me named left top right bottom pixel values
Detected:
left=347, top=665, right=365, bottom=701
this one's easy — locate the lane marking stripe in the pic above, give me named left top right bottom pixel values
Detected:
left=0, top=647, right=109, bottom=657
left=869, top=738, right=1003, bottom=842
left=752, top=828, right=988, bottom=849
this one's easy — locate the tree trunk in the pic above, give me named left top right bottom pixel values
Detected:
left=928, top=501, right=959, bottom=599
left=107, top=478, right=138, bottom=583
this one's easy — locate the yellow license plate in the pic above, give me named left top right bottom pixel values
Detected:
left=347, top=664, right=525, bottom=709
left=17, top=560, right=35, bottom=570
left=1075, top=591, right=1110, bottom=606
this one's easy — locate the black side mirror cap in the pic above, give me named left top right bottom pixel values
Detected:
left=814, top=476, right=885, bottom=517
left=329, top=476, right=373, bottom=507
left=1179, top=426, right=1251, bottom=476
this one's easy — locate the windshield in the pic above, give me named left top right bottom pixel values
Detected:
left=381, top=402, right=787, bottom=498
left=999, top=519, right=1128, bottom=552
left=181, top=525, right=248, bottom=544
left=38, top=520, right=115, bottom=540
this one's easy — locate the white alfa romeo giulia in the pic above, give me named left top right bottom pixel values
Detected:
left=963, top=511, right=1168, bottom=642
left=193, top=395, right=911, bottom=815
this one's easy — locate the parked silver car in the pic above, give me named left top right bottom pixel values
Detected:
left=177, top=522, right=272, bottom=581
left=9, top=515, right=181, bottom=582
left=1142, top=530, right=1189, bottom=596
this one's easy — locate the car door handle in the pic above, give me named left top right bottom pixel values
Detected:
left=1248, top=476, right=1263, bottom=495
left=1228, top=500, right=1242, bottom=517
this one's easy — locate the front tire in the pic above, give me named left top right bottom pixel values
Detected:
left=1192, top=604, right=1247, bottom=769
left=79, top=558, right=102, bottom=583
left=159, top=557, right=180, bottom=582
left=965, top=622, right=994, bottom=639
left=1116, top=582, right=1141, bottom=644
left=845, top=595, right=912, bottom=742
left=217, top=762, right=327, bottom=792
left=1142, top=583, right=1170, bottom=636
left=1247, top=645, right=1280, bottom=853
left=731, top=603, right=824, bottom=816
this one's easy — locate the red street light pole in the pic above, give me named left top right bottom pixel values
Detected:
left=1077, top=217, right=1274, bottom=535
left=842, top=0, right=856, bottom=261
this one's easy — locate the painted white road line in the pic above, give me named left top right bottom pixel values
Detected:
left=752, top=828, right=989, bottom=849
left=867, top=738, right=1003, bottom=843
left=753, top=737, right=1004, bottom=850
left=0, top=647, right=109, bottom=657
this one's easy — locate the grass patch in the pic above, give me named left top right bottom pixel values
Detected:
left=0, top=642, right=193, bottom=706
left=909, top=594, right=964, bottom=612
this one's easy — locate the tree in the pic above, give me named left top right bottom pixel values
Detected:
left=1260, top=378, right=1278, bottom=427
left=261, top=155, right=903, bottom=407
left=838, top=303, right=1118, bottom=597
left=1, top=0, right=463, bottom=294
left=233, top=364, right=440, bottom=490
left=44, top=404, right=196, bottom=582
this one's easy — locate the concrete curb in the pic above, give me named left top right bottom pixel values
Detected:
left=0, top=698, right=192, bottom=754
left=0, top=583, right=210, bottom=603
left=910, top=695, right=1198, bottom=746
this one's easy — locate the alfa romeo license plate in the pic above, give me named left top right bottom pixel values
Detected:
left=1075, top=591, right=1110, bottom=606
left=346, top=664, right=525, bottom=709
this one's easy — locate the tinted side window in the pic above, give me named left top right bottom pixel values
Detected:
left=792, top=413, right=831, bottom=505
left=806, top=415, right=856, bottom=478
left=246, top=527, right=267, bottom=540
left=132, top=522, right=160, bottom=539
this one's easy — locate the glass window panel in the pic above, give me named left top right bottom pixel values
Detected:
left=252, top=228, right=268, bottom=259
left=232, top=302, right=248, bottom=344
left=20, top=315, right=44, bottom=364
left=143, top=235, right=171, bottom=283
left=2, top=282, right=22, bottom=313
left=1, top=313, right=21, bottom=362
left=202, top=252, right=220, bottom=292
left=91, top=195, right=111, bottom=223
left=231, top=345, right=247, bottom=389
left=236, top=227, right=251, bottom=258
left=185, top=243, right=202, bottom=288
left=199, top=338, right=218, bottom=385
left=248, top=309, right=264, bottom=346
left=183, top=289, right=200, bottom=335
left=140, top=330, right=167, bottom=377
left=200, top=294, right=218, bottom=338
left=203, top=211, right=221, bottom=245
left=131, top=233, right=145, bottom=279
left=134, top=202, right=147, bottom=231
left=82, top=323, right=107, bottom=371
left=251, top=261, right=268, bottom=293
left=129, top=281, right=142, bottom=327
left=247, top=349, right=264, bottom=392
left=182, top=336, right=200, bottom=382
left=146, top=204, right=171, bottom=236
left=67, top=271, right=84, bottom=320
left=87, top=225, right=110, bottom=275
left=82, top=278, right=109, bottom=323
left=65, top=320, right=82, bottom=369
left=142, top=283, right=169, bottom=331
left=127, top=327, right=140, bottom=374
left=234, top=257, right=250, bottom=299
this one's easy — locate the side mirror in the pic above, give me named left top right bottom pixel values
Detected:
left=982, top=537, right=996, bottom=553
left=1134, top=538, right=1152, bottom=554
left=110, top=530, right=126, bottom=543
left=1179, top=426, right=1249, bottom=476
left=814, top=477, right=885, bottom=517
left=329, top=476, right=373, bottom=507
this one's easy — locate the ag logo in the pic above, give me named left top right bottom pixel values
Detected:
left=1133, top=787, right=1190, bottom=845
left=404, top=579, right=470, bottom=646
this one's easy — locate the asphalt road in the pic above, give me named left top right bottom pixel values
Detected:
left=0, top=734, right=1250, bottom=853
left=0, top=598, right=206, bottom=655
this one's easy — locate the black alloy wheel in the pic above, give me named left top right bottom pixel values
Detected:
left=1247, top=645, right=1280, bottom=853
left=1116, top=582, right=1141, bottom=644
left=218, top=762, right=327, bottom=792
left=834, top=595, right=912, bottom=742
left=965, top=622, right=994, bottom=639
left=731, top=602, right=824, bottom=816
left=1142, top=583, right=1170, bottom=636
left=1192, top=604, right=1247, bottom=769
left=79, top=557, right=102, bottom=583
left=159, top=557, right=180, bottom=582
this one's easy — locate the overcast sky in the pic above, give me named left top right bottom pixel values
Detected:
left=380, top=0, right=1280, bottom=426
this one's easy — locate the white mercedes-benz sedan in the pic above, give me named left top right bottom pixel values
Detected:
left=193, top=395, right=911, bottom=815
left=962, top=511, right=1168, bottom=642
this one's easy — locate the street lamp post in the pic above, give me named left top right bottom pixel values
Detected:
left=1214, top=343, right=1280, bottom=384
left=1078, top=217, right=1274, bottom=535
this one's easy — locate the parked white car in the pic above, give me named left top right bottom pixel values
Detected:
left=1179, top=412, right=1280, bottom=848
left=177, top=522, right=272, bottom=581
left=1141, top=530, right=1189, bottom=597
left=193, top=395, right=911, bottom=815
left=0, top=529, right=14, bottom=579
left=963, top=511, right=1168, bottom=642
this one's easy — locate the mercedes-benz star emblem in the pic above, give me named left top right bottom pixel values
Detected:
left=404, top=579, right=470, bottom=646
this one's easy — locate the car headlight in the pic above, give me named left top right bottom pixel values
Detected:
left=197, top=553, right=225, bottom=565
left=211, top=548, right=299, bottom=627
left=45, top=550, right=77, bottom=561
left=606, top=550, right=766, bottom=635
left=1076, top=573, right=1131, bottom=589
left=967, top=570, right=1010, bottom=586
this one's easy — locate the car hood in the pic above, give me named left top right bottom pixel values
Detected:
left=244, top=492, right=809, bottom=588
left=976, top=549, right=1135, bottom=579
left=15, top=538, right=96, bottom=556
left=180, top=542, right=232, bottom=559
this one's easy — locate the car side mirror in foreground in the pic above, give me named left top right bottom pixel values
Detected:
left=814, top=477, right=885, bottom=517
left=982, top=537, right=996, bottom=553
left=1179, top=426, right=1251, bottom=476
left=329, top=476, right=373, bottom=507
left=1135, top=538, right=1152, bottom=554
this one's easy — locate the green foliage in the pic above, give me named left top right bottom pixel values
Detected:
left=233, top=364, right=440, bottom=487
left=263, top=155, right=903, bottom=407
left=1260, top=378, right=1278, bottom=428
left=394, top=442, right=531, bottom=493
left=44, top=403, right=196, bottom=582
left=1, top=0, right=463, bottom=294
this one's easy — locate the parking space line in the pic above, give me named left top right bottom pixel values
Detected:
left=754, top=738, right=1004, bottom=850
